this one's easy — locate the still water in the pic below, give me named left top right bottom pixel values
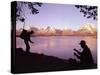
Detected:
left=16, top=36, right=97, bottom=63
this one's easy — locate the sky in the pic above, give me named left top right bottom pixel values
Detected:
left=16, top=2, right=97, bottom=30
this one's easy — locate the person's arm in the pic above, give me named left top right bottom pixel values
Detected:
left=74, top=49, right=81, bottom=55
left=29, top=38, right=34, bottom=43
left=74, top=52, right=80, bottom=59
left=29, top=39, right=34, bottom=43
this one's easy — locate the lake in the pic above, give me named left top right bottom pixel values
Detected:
left=16, top=36, right=97, bottom=63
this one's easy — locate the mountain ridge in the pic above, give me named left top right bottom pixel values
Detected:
left=16, top=23, right=97, bottom=36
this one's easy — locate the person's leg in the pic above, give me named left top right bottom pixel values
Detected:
left=24, top=40, right=30, bottom=53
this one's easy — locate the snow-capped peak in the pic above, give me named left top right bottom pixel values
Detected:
left=79, top=23, right=97, bottom=34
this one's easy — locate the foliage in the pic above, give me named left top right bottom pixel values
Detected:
left=16, top=2, right=42, bottom=22
left=75, top=5, right=97, bottom=20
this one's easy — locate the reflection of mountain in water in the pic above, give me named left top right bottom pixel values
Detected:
left=16, top=23, right=97, bottom=36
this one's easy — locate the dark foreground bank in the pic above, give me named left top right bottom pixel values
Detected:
left=13, top=48, right=97, bottom=74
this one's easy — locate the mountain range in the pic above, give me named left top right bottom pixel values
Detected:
left=16, top=23, right=97, bottom=36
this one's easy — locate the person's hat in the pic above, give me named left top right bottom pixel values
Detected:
left=79, top=40, right=86, bottom=45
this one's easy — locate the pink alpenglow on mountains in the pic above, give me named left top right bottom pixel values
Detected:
left=16, top=23, right=97, bottom=36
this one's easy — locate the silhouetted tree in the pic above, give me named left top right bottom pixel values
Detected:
left=16, top=2, right=42, bottom=22
left=75, top=5, right=97, bottom=20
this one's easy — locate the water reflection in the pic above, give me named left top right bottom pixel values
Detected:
left=16, top=36, right=97, bottom=63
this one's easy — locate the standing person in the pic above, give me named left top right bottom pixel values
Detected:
left=20, top=29, right=34, bottom=53
left=73, top=40, right=94, bottom=66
